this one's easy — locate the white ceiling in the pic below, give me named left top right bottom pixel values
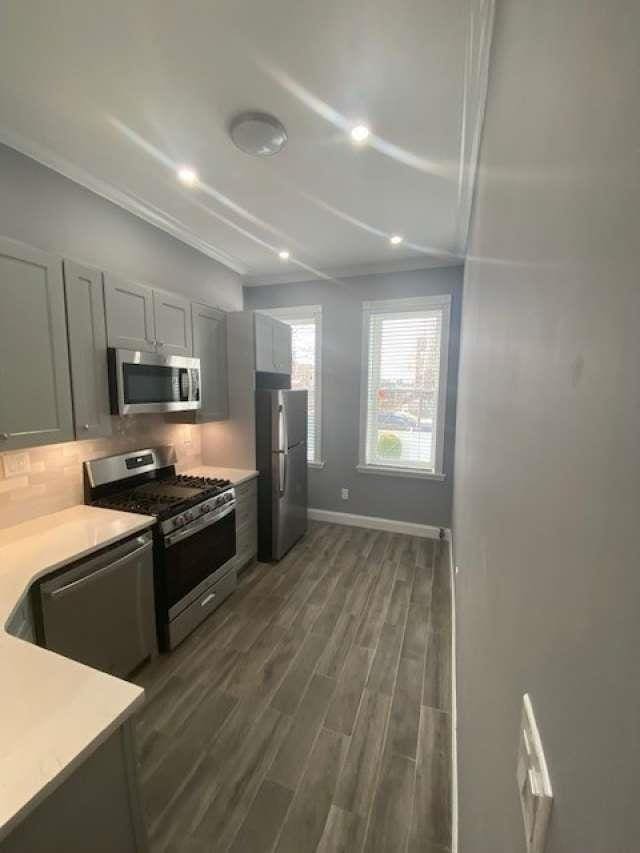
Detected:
left=0, top=0, right=492, bottom=284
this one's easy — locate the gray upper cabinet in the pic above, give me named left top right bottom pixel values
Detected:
left=63, top=260, right=112, bottom=440
left=254, top=312, right=274, bottom=372
left=153, top=289, right=193, bottom=356
left=254, top=313, right=292, bottom=374
left=272, top=317, right=292, bottom=374
left=104, top=274, right=155, bottom=352
left=192, top=303, right=228, bottom=421
left=0, top=237, right=74, bottom=450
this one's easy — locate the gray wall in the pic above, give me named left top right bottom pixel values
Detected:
left=0, top=143, right=243, bottom=309
left=453, top=1, right=640, bottom=852
left=245, top=266, right=463, bottom=527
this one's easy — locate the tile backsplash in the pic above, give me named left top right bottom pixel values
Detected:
left=0, top=416, right=203, bottom=530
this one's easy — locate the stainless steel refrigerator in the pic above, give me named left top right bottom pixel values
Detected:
left=255, top=388, right=308, bottom=560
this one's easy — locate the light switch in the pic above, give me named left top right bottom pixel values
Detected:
left=2, top=452, right=30, bottom=478
left=517, top=694, right=553, bottom=853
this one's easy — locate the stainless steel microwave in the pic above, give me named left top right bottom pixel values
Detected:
left=108, top=349, right=201, bottom=415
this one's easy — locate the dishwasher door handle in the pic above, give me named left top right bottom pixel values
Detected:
left=44, top=539, right=152, bottom=600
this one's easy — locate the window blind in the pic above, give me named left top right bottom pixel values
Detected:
left=361, top=297, right=450, bottom=473
left=262, top=306, right=322, bottom=464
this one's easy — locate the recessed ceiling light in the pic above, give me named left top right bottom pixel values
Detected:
left=350, top=124, right=370, bottom=144
left=390, top=235, right=404, bottom=245
left=278, top=249, right=290, bottom=260
left=177, top=166, right=198, bottom=186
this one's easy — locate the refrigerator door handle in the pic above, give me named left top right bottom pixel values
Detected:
left=278, top=402, right=288, bottom=453
left=277, top=400, right=289, bottom=497
left=280, top=450, right=288, bottom=497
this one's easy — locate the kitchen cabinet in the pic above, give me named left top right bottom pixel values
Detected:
left=0, top=722, right=147, bottom=853
left=104, top=274, right=155, bottom=352
left=0, top=237, right=74, bottom=451
left=254, top=312, right=291, bottom=375
left=192, top=302, right=228, bottom=421
left=272, top=317, right=292, bottom=374
left=153, top=289, right=192, bottom=356
left=232, top=477, right=258, bottom=571
left=104, top=274, right=193, bottom=356
left=63, top=260, right=112, bottom=439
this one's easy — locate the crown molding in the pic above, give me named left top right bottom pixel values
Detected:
left=243, top=254, right=463, bottom=287
left=0, top=128, right=248, bottom=275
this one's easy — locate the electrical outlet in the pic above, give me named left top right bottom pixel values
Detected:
left=341, top=488, right=349, bottom=500
left=517, top=694, right=553, bottom=853
left=3, top=452, right=30, bottom=478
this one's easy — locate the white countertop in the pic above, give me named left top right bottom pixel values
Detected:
left=0, top=505, right=155, bottom=841
left=184, top=465, right=259, bottom=486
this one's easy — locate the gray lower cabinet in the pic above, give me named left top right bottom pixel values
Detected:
left=233, top=478, right=258, bottom=570
left=104, top=273, right=155, bottom=352
left=192, top=302, right=228, bottom=421
left=0, top=237, right=74, bottom=451
left=0, top=722, right=147, bottom=853
left=153, top=289, right=192, bottom=356
left=63, top=260, right=112, bottom=439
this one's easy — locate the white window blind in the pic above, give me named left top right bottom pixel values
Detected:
left=359, top=295, right=450, bottom=476
left=262, top=306, right=322, bottom=464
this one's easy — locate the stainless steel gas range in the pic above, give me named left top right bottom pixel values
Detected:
left=84, top=446, right=237, bottom=650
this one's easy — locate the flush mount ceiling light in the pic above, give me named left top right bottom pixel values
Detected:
left=278, top=249, right=290, bottom=260
left=177, top=166, right=198, bottom=186
left=390, top=234, right=404, bottom=246
left=350, top=124, right=370, bottom=144
left=229, top=111, right=288, bottom=157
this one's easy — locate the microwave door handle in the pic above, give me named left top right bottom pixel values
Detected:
left=179, top=368, right=190, bottom=401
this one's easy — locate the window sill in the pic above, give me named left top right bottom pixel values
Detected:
left=356, top=464, right=446, bottom=481
left=308, top=460, right=326, bottom=470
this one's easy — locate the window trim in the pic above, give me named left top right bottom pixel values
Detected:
left=259, top=304, right=323, bottom=466
left=358, top=294, right=451, bottom=479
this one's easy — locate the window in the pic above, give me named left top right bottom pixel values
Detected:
left=262, top=305, right=323, bottom=466
left=358, top=295, right=450, bottom=478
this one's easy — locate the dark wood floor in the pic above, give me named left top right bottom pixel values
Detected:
left=133, top=522, right=452, bottom=853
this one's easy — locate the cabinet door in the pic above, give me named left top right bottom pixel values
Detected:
left=192, top=303, right=228, bottom=421
left=63, top=260, right=112, bottom=439
left=0, top=237, right=74, bottom=450
left=254, top=312, right=275, bottom=372
left=153, top=289, right=193, bottom=356
left=104, top=274, right=155, bottom=352
left=272, top=317, right=292, bottom=374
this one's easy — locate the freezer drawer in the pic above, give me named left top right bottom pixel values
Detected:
left=38, top=531, right=156, bottom=678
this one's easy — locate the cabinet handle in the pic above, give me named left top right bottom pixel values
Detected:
left=0, top=433, right=8, bottom=440
left=83, top=424, right=90, bottom=431
left=201, top=592, right=216, bottom=607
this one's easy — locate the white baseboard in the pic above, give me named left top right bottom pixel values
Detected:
left=450, top=533, right=459, bottom=853
left=308, top=507, right=447, bottom=539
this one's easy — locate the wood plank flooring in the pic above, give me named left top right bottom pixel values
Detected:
left=133, top=522, right=452, bottom=853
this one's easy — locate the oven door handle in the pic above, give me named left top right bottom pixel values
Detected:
left=164, top=502, right=235, bottom=547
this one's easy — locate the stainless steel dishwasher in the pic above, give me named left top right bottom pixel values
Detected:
left=37, top=530, right=156, bottom=678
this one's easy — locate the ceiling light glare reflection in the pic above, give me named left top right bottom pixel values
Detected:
left=350, top=124, right=370, bottom=144
left=278, top=250, right=290, bottom=260
left=177, top=166, right=198, bottom=186
left=390, top=235, right=404, bottom=246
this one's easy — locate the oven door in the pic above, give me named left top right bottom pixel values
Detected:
left=110, top=348, right=201, bottom=414
left=163, top=504, right=236, bottom=618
